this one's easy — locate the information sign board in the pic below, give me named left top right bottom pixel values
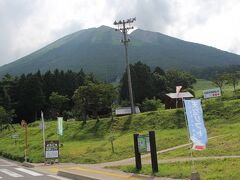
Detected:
left=11, top=134, right=19, bottom=139
left=203, top=88, right=221, bottom=99
left=138, top=135, right=150, bottom=153
left=45, top=140, right=59, bottom=159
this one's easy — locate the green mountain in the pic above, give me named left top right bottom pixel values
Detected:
left=1, top=25, right=240, bottom=81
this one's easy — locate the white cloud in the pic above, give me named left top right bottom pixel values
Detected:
left=168, top=0, right=240, bottom=53
left=0, top=0, right=240, bottom=66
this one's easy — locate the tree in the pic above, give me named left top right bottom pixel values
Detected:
left=141, top=98, right=162, bottom=112
left=153, top=66, right=165, bottom=76
left=0, top=74, right=18, bottom=111
left=49, top=92, right=70, bottom=118
left=224, top=72, right=240, bottom=93
left=120, top=61, right=154, bottom=104
left=16, top=74, right=45, bottom=122
left=0, top=106, right=15, bottom=131
left=211, top=74, right=225, bottom=94
left=152, top=72, right=167, bottom=100
left=165, top=70, right=196, bottom=92
left=73, top=82, right=116, bottom=123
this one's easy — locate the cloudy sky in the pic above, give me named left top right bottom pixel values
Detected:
left=1, top=0, right=240, bottom=66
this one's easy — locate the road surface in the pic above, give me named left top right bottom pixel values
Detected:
left=0, top=157, right=69, bottom=180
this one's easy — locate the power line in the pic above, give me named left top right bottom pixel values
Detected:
left=114, top=17, right=136, bottom=114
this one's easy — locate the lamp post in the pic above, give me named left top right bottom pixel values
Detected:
left=114, top=17, right=136, bottom=114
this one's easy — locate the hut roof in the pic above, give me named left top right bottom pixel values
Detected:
left=166, top=92, right=194, bottom=99
left=115, top=106, right=140, bottom=116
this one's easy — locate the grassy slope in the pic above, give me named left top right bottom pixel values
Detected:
left=116, top=159, right=240, bottom=179
left=193, top=78, right=240, bottom=98
left=0, top=79, right=240, bottom=168
left=110, top=80, right=240, bottom=179
left=1, top=97, right=240, bottom=164
left=0, top=109, right=189, bottom=163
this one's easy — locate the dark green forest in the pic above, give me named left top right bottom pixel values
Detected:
left=189, top=65, right=240, bottom=79
left=1, top=60, right=240, bottom=128
left=0, top=62, right=198, bottom=125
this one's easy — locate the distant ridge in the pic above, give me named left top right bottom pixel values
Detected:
left=1, top=25, right=240, bottom=81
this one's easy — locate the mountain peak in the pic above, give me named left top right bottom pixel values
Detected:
left=1, top=25, right=240, bottom=80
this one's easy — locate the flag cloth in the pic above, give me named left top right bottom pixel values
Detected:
left=40, top=111, right=45, bottom=130
left=57, top=117, right=63, bottom=136
left=176, top=86, right=182, bottom=97
left=184, top=99, right=208, bottom=150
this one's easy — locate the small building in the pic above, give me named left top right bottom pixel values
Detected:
left=165, top=92, right=194, bottom=109
left=115, top=106, right=140, bottom=116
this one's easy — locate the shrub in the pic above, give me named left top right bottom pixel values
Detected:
left=141, top=98, right=162, bottom=112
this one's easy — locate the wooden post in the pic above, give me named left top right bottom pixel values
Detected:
left=25, top=125, right=28, bottom=162
left=149, top=131, right=158, bottom=174
left=21, top=120, right=28, bottom=162
left=133, top=134, right=142, bottom=171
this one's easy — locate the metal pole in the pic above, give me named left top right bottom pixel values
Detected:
left=41, top=111, right=46, bottom=159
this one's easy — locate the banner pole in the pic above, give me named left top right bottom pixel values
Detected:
left=181, top=98, right=196, bottom=172
left=41, top=111, right=46, bottom=161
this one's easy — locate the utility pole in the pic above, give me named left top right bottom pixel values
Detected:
left=114, top=17, right=136, bottom=114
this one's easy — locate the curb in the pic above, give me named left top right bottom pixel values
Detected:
left=22, top=162, right=35, bottom=168
left=57, top=171, right=100, bottom=180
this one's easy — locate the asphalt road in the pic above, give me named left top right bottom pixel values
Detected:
left=0, top=157, right=69, bottom=180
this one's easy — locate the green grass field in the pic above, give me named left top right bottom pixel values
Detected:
left=193, top=79, right=240, bottom=97
left=115, top=158, right=240, bottom=180
left=0, top=109, right=189, bottom=163
left=1, top=79, right=240, bottom=179
left=1, top=97, right=240, bottom=165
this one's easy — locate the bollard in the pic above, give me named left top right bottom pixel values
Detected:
left=191, top=172, right=200, bottom=180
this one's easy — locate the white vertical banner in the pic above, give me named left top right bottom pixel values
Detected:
left=57, top=117, right=63, bottom=136
left=40, top=111, right=46, bottom=130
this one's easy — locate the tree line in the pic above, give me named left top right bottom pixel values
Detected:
left=0, top=61, right=197, bottom=125
left=189, top=65, right=240, bottom=80
left=120, top=61, right=196, bottom=104
left=0, top=69, right=86, bottom=124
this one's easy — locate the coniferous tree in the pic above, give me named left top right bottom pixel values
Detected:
left=120, top=61, right=154, bottom=104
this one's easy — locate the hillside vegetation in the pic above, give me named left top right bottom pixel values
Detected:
left=0, top=95, right=240, bottom=164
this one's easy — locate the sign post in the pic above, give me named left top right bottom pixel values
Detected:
left=149, top=131, right=158, bottom=174
left=11, top=133, right=19, bottom=145
left=133, top=134, right=142, bottom=171
left=45, top=140, right=59, bottom=164
left=133, top=132, right=158, bottom=173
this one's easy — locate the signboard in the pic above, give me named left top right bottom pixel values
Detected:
left=21, top=120, right=27, bottom=128
left=203, top=88, right=221, bottom=99
left=57, top=117, right=63, bottom=136
left=11, top=134, right=19, bottom=139
left=184, top=99, right=208, bottom=150
left=45, top=140, right=59, bottom=159
left=138, top=135, right=150, bottom=153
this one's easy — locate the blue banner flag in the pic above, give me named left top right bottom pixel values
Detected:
left=184, top=99, right=208, bottom=150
